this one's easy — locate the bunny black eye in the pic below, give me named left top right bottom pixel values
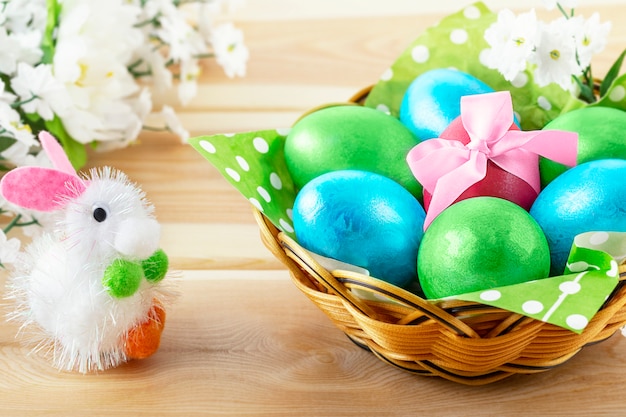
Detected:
left=93, top=206, right=108, bottom=223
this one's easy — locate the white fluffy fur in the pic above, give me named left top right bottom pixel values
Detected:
left=6, top=167, right=172, bottom=373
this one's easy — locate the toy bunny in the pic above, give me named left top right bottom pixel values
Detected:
left=1, top=131, right=173, bottom=373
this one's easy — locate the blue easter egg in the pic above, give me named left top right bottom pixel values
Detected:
left=399, top=68, right=494, bottom=140
left=293, top=170, right=426, bottom=288
left=530, top=159, right=626, bottom=275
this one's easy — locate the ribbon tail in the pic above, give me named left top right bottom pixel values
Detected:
left=497, top=130, right=578, bottom=166
left=491, top=150, right=541, bottom=194
left=424, top=152, right=487, bottom=229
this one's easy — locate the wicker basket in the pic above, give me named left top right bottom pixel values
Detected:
left=253, top=87, right=626, bottom=385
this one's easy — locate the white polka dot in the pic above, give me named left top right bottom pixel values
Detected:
left=567, top=261, right=590, bottom=272
left=479, top=48, right=492, bottom=67
left=537, top=96, right=552, bottom=111
left=511, top=72, right=528, bottom=88
left=589, top=231, right=610, bottom=245
left=225, top=168, right=240, bottom=182
left=269, top=172, right=283, bottom=190
left=380, top=68, right=393, bottom=81
left=236, top=156, right=249, bottom=171
left=276, top=128, right=291, bottom=136
left=249, top=198, right=263, bottom=211
left=522, top=300, right=544, bottom=314
left=480, top=290, right=502, bottom=302
left=279, top=218, right=294, bottom=233
left=411, top=45, right=430, bottom=63
left=199, top=140, right=216, bottom=154
left=224, top=133, right=235, bottom=138
left=566, top=314, right=588, bottom=330
left=257, top=186, right=271, bottom=202
left=376, top=104, right=391, bottom=114
left=609, top=85, right=626, bottom=102
left=450, top=29, right=468, bottom=44
left=464, top=5, right=481, bottom=19
left=286, top=208, right=293, bottom=220
left=559, top=281, right=581, bottom=295
left=253, top=137, right=269, bottom=153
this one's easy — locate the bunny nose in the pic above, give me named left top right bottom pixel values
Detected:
left=114, top=218, right=161, bottom=260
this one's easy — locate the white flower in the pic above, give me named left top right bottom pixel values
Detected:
left=0, top=0, right=46, bottom=34
left=0, top=229, right=21, bottom=266
left=133, top=44, right=174, bottom=92
left=574, top=13, right=611, bottom=70
left=51, top=0, right=145, bottom=144
left=483, top=9, right=539, bottom=81
left=0, top=28, right=25, bottom=75
left=530, top=18, right=582, bottom=90
left=161, top=105, right=189, bottom=143
left=0, top=0, right=46, bottom=75
left=211, top=23, right=249, bottom=78
left=0, top=102, right=36, bottom=147
left=10, top=63, right=72, bottom=120
left=542, top=0, right=578, bottom=11
left=134, top=88, right=153, bottom=122
left=178, top=59, right=201, bottom=105
left=0, top=80, right=16, bottom=104
left=156, top=9, right=207, bottom=62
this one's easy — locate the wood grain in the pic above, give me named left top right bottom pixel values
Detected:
left=2, top=2, right=626, bottom=416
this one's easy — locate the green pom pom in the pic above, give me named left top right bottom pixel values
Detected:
left=142, top=248, right=169, bottom=283
left=103, top=259, right=143, bottom=298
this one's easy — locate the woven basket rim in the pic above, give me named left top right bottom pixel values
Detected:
left=254, top=200, right=626, bottom=385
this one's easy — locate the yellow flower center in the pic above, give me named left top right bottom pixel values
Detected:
left=76, top=63, right=89, bottom=87
left=10, top=121, right=31, bottom=133
left=550, top=49, right=560, bottom=60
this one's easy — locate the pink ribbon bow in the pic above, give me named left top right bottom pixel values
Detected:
left=406, top=91, right=578, bottom=229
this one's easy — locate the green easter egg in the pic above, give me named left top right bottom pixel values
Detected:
left=418, top=197, right=550, bottom=299
left=284, top=105, right=423, bottom=199
left=540, top=106, right=626, bottom=187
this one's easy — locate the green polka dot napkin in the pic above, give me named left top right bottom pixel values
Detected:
left=188, top=129, right=297, bottom=238
left=443, top=231, right=624, bottom=334
left=593, top=73, right=626, bottom=110
left=363, top=2, right=588, bottom=131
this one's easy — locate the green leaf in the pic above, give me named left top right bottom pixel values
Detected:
left=41, top=0, right=61, bottom=64
left=600, top=48, right=626, bottom=97
left=43, top=116, right=87, bottom=170
left=573, top=77, right=596, bottom=103
left=24, top=112, right=42, bottom=124
left=0, top=136, right=17, bottom=153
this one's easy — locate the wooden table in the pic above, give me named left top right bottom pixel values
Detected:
left=2, top=2, right=626, bottom=415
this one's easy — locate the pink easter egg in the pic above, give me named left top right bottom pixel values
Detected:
left=422, top=116, right=538, bottom=212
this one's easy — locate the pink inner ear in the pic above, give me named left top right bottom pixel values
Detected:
left=0, top=167, right=86, bottom=212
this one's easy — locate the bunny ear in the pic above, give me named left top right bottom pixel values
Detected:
left=39, top=131, right=77, bottom=175
left=0, top=166, right=86, bottom=212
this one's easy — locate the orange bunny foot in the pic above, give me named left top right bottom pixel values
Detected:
left=125, top=301, right=166, bottom=360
